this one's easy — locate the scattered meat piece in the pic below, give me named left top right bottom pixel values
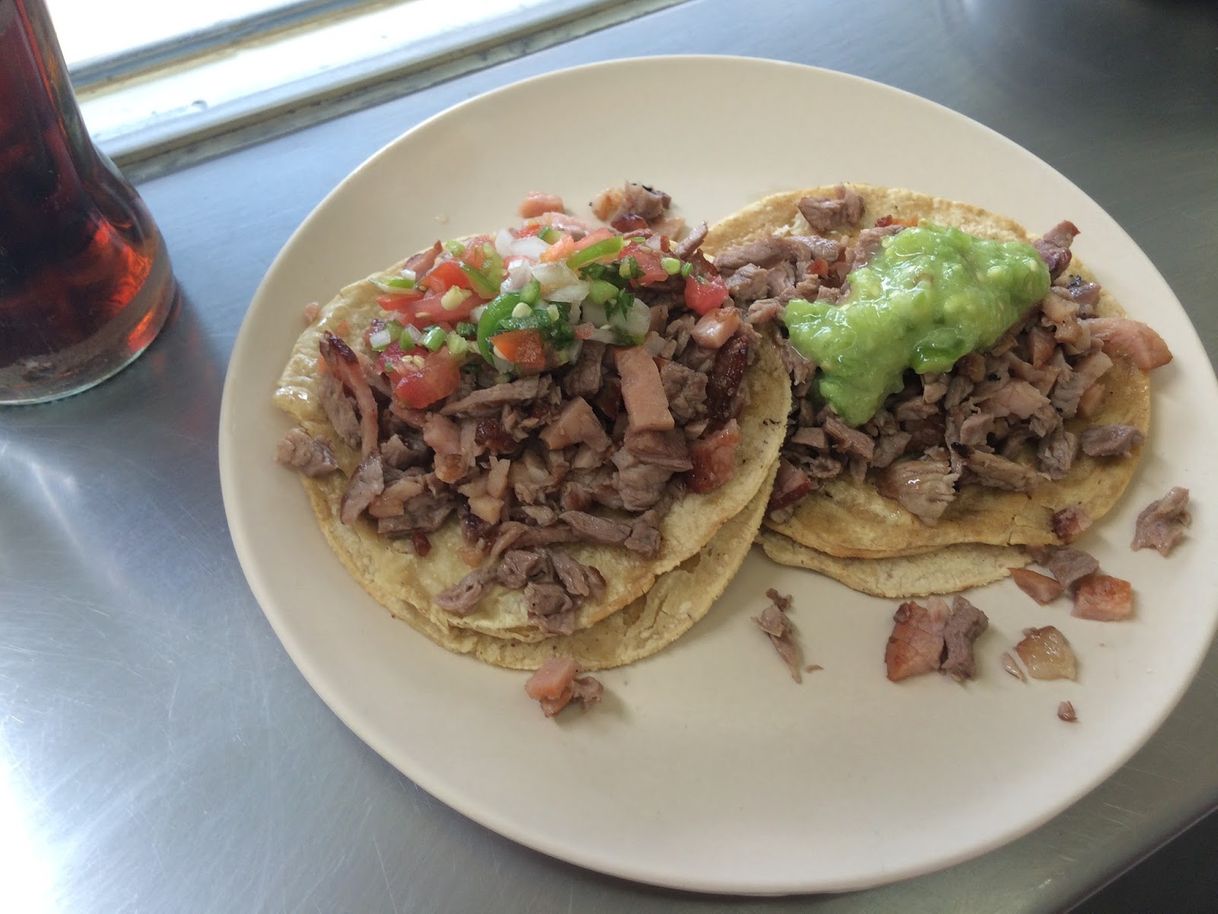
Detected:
left=768, top=460, right=814, bottom=513
left=727, top=264, right=774, bottom=302
left=1076, top=381, right=1107, bottom=419
left=705, top=336, right=750, bottom=422
left=540, top=397, right=612, bottom=452
left=611, top=448, right=673, bottom=512
left=320, top=332, right=380, bottom=457
left=1032, top=221, right=1079, bottom=280
left=959, top=447, right=1040, bottom=491
left=339, top=453, right=384, bottom=524
left=1014, top=626, right=1077, bottom=680
left=1052, top=504, right=1092, bottom=542
left=550, top=552, right=606, bottom=600
left=796, top=185, right=865, bottom=233
left=525, top=581, right=574, bottom=617
left=1050, top=350, right=1113, bottom=419
left=435, top=567, right=490, bottom=616
left=1057, top=700, right=1078, bottom=723
left=849, top=224, right=903, bottom=269
left=659, top=361, right=708, bottom=423
left=317, top=373, right=361, bottom=451
left=691, top=308, right=741, bottom=349
left=381, top=433, right=430, bottom=469
left=754, top=590, right=803, bottom=683
left=1056, top=273, right=1102, bottom=307
left=562, top=340, right=604, bottom=399
left=440, top=377, right=542, bottom=416
left=1010, top=567, right=1064, bottom=605
left=623, top=512, right=661, bottom=556
left=765, top=587, right=793, bottom=611
left=1001, top=652, right=1027, bottom=683
left=591, top=182, right=671, bottom=224
left=1037, top=427, right=1078, bottom=480
left=876, top=453, right=960, bottom=524
left=1084, top=318, right=1173, bottom=370
left=673, top=222, right=708, bottom=260
left=1131, top=486, right=1191, bottom=556
left=687, top=419, right=741, bottom=493
left=615, top=346, right=675, bottom=432
left=495, top=549, right=546, bottom=589
left=823, top=414, right=875, bottom=462
left=524, top=657, right=603, bottom=718
left=940, top=596, right=989, bottom=682
left=1080, top=424, right=1144, bottom=457
left=276, top=428, right=339, bottom=477
left=745, top=297, right=784, bottom=326
left=885, top=598, right=949, bottom=682
left=1073, top=573, right=1135, bottom=621
left=518, top=191, right=564, bottom=218
left=625, top=428, right=693, bottom=471
left=1042, top=546, right=1100, bottom=591
left=489, top=521, right=577, bottom=559
left=560, top=510, right=630, bottom=545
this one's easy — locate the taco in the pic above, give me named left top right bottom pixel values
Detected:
left=273, top=192, right=789, bottom=666
left=704, top=183, right=1171, bottom=592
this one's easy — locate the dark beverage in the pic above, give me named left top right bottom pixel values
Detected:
left=0, top=0, right=175, bottom=404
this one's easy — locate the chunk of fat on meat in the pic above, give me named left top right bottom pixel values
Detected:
left=884, top=598, right=949, bottom=682
left=1014, top=626, right=1077, bottom=681
left=614, top=346, right=675, bottom=432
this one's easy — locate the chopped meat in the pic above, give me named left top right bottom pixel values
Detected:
left=1033, top=221, right=1079, bottom=280
left=560, top=510, right=630, bottom=545
left=441, top=377, right=543, bottom=416
left=691, top=308, right=741, bottom=349
left=1073, top=573, right=1134, bottom=621
left=495, top=549, right=546, bottom=589
left=940, top=596, right=989, bottom=682
left=525, top=581, right=574, bottom=618
left=754, top=590, right=802, bottom=683
left=369, top=472, right=428, bottom=517
left=381, top=433, right=430, bottom=469
left=435, top=567, right=490, bottom=616
left=1002, top=652, right=1027, bottom=682
left=885, top=598, right=949, bottom=682
left=659, top=361, right=708, bottom=423
left=745, top=297, right=784, bottom=326
left=320, top=332, right=379, bottom=458
left=1015, top=626, right=1077, bottom=680
left=687, top=419, right=741, bottom=493
left=960, top=447, right=1040, bottom=491
left=713, top=236, right=826, bottom=271
left=524, top=657, right=603, bottom=717
left=796, top=185, right=865, bottom=233
left=1057, top=701, right=1078, bottom=723
left=611, top=448, right=673, bottom=512
left=705, top=336, right=750, bottom=422
left=1084, top=318, right=1173, bottom=370
left=1042, top=546, right=1100, bottom=590
left=850, top=225, right=903, bottom=269
left=625, top=428, right=693, bottom=471
left=823, top=414, right=875, bottom=462
left=1051, top=504, right=1092, bottom=542
left=518, top=191, right=564, bottom=218
left=1080, top=424, right=1144, bottom=457
left=1036, top=427, right=1078, bottom=480
left=375, top=491, right=454, bottom=535
left=623, top=511, right=661, bottom=556
left=540, top=397, right=612, bottom=452
left=1050, top=350, right=1113, bottom=418
left=768, top=460, right=814, bottom=512
left=562, top=340, right=604, bottom=399
left=1010, top=567, right=1064, bottom=604
left=673, top=222, right=708, bottom=260
left=1131, top=486, right=1191, bottom=556
left=276, top=428, right=339, bottom=477
left=871, top=430, right=912, bottom=469
left=591, top=181, right=671, bottom=224
left=317, top=373, right=361, bottom=450
left=877, top=453, right=960, bottom=524
left=550, top=552, right=606, bottom=600
left=489, top=521, right=576, bottom=559
left=615, top=346, right=675, bottom=432
left=726, top=263, right=773, bottom=301
left=339, top=452, right=384, bottom=524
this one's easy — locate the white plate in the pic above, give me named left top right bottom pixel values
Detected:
left=219, top=56, right=1218, bottom=893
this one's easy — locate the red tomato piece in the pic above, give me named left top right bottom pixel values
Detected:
left=380, top=290, right=467, bottom=327
left=392, top=349, right=461, bottom=409
left=622, top=245, right=669, bottom=285
left=422, top=259, right=473, bottom=294
left=684, top=271, right=730, bottom=314
left=491, top=329, right=546, bottom=372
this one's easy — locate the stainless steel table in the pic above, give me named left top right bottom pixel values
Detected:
left=4, top=1, right=1216, bottom=910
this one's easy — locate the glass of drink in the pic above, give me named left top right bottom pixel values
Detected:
left=0, top=0, right=176, bottom=405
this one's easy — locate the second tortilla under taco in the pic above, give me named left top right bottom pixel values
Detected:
left=273, top=193, right=789, bottom=660
left=703, top=183, right=1172, bottom=589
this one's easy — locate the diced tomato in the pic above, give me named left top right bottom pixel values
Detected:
left=539, top=233, right=575, bottom=262
left=684, top=270, right=730, bottom=314
left=422, top=259, right=473, bottom=294
left=392, top=349, right=461, bottom=409
left=491, top=329, right=546, bottom=372
left=379, top=290, right=475, bottom=327
left=460, top=235, right=493, bottom=269
left=621, top=244, right=669, bottom=285
left=516, top=222, right=544, bottom=237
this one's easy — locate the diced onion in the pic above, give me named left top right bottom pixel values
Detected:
left=644, top=234, right=664, bottom=251
left=509, top=235, right=550, bottom=260
left=501, top=258, right=532, bottom=293
left=530, top=260, right=579, bottom=294
left=470, top=305, right=487, bottom=321
left=511, top=301, right=533, bottom=319
left=494, top=228, right=515, bottom=257
left=369, top=328, right=393, bottom=350
left=546, top=281, right=590, bottom=304
left=399, top=268, right=416, bottom=282
left=404, top=324, right=424, bottom=343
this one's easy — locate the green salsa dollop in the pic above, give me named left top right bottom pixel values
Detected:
left=782, top=223, right=1050, bottom=426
